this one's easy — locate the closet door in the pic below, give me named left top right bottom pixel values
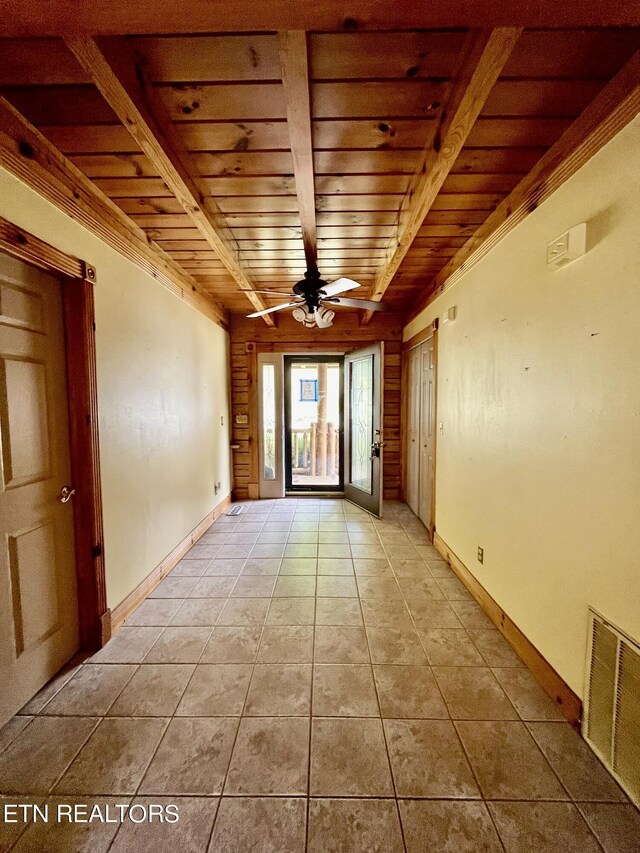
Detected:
left=405, top=346, right=421, bottom=515
left=418, top=336, right=436, bottom=533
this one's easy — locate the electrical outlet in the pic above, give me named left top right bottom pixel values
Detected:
left=477, top=546, right=484, bottom=564
left=220, top=416, right=224, bottom=426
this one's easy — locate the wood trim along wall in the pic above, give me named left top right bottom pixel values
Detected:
left=111, top=493, right=232, bottom=632
left=0, top=216, right=110, bottom=649
left=407, top=48, right=640, bottom=323
left=0, top=96, right=228, bottom=329
left=434, top=531, right=582, bottom=727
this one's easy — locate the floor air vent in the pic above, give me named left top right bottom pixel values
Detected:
left=226, top=505, right=245, bottom=516
left=585, top=610, right=640, bottom=805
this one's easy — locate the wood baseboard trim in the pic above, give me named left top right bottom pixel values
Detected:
left=110, top=494, right=232, bottom=633
left=433, top=531, right=582, bottom=728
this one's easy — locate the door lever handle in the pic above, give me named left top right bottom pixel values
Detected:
left=59, top=485, right=76, bottom=504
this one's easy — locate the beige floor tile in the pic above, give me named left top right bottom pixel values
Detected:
left=258, top=626, right=314, bottom=662
left=284, top=543, right=318, bottom=558
left=0, top=717, right=98, bottom=793
left=170, top=558, right=210, bottom=576
left=489, top=802, right=602, bottom=853
left=317, top=544, right=352, bottom=559
left=577, top=803, right=640, bottom=853
left=397, top=576, right=445, bottom=600
left=90, top=627, right=164, bottom=664
left=316, top=575, right=358, bottom=597
left=455, top=720, right=568, bottom=800
left=241, top=558, right=281, bottom=575
left=400, top=800, right=503, bottom=853
left=40, top=664, right=135, bottom=716
left=360, top=599, right=413, bottom=628
left=188, top=577, right=237, bottom=598
left=366, top=627, right=427, bottom=664
left=353, top=559, right=393, bottom=576
left=170, top=598, right=224, bottom=627
left=143, top=627, right=212, bottom=664
left=319, top=530, right=349, bottom=543
left=109, top=796, right=217, bottom=853
left=205, top=559, right=245, bottom=576
left=314, top=626, right=370, bottom=663
left=310, top=718, right=393, bottom=796
left=468, top=628, right=524, bottom=666
left=250, top=543, right=286, bottom=559
left=176, top=664, right=253, bottom=716
left=149, top=577, right=198, bottom=598
left=419, top=628, right=484, bottom=665
left=433, top=666, right=518, bottom=720
left=406, top=599, right=463, bottom=629
left=315, top=598, right=362, bottom=626
left=390, top=559, right=429, bottom=577
left=55, top=718, right=168, bottom=795
left=373, top=664, right=448, bottom=718
left=313, top=665, right=379, bottom=716
left=140, top=717, right=238, bottom=795
left=436, top=576, right=473, bottom=600
left=201, top=626, right=262, bottom=663
left=279, top=559, right=318, bottom=575
left=427, top=560, right=455, bottom=577
left=245, top=664, right=312, bottom=716
left=308, top=798, right=403, bottom=853
left=450, top=599, right=495, bottom=628
left=288, top=531, right=319, bottom=543
left=108, top=664, right=194, bottom=717
left=225, top=717, right=309, bottom=795
left=491, top=667, right=565, bottom=720
left=18, top=657, right=84, bottom=713
left=528, top=722, right=627, bottom=801
left=251, top=532, right=287, bottom=545
left=357, top=577, right=403, bottom=599
left=316, top=558, right=354, bottom=576
left=13, top=797, right=123, bottom=853
left=187, top=544, right=222, bottom=560
left=266, top=597, right=315, bottom=626
left=0, top=796, right=44, bottom=850
left=126, top=599, right=182, bottom=626
left=385, top=718, right=480, bottom=797
left=351, top=544, right=387, bottom=560
left=348, top=531, right=380, bottom=544
left=217, top=598, right=269, bottom=626
left=274, top=575, right=317, bottom=597
left=210, top=797, right=306, bottom=853
left=0, top=716, right=32, bottom=754
left=231, top=575, right=276, bottom=597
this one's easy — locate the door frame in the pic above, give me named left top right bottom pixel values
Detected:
left=0, top=215, right=110, bottom=650
left=402, top=319, right=439, bottom=539
left=283, top=354, right=344, bottom=494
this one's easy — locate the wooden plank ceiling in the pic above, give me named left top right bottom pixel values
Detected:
left=0, top=28, right=638, bottom=319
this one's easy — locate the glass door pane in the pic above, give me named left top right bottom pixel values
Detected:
left=284, top=356, right=343, bottom=492
left=350, top=355, right=374, bottom=493
left=261, top=362, right=276, bottom=480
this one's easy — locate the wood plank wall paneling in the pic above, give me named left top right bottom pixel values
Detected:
left=229, top=312, right=403, bottom=501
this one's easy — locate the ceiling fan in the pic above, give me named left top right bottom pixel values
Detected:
left=246, top=270, right=387, bottom=328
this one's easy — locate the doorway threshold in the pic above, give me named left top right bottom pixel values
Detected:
left=285, top=492, right=345, bottom=498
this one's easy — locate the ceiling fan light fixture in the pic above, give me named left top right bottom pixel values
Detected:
left=315, top=306, right=335, bottom=328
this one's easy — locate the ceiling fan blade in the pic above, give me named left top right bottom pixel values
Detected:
left=330, top=297, right=387, bottom=312
left=247, top=301, right=298, bottom=318
left=320, top=277, right=361, bottom=297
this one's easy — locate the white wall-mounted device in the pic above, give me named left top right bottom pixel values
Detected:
left=547, top=222, right=587, bottom=268
left=442, top=306, right=457, bottom=324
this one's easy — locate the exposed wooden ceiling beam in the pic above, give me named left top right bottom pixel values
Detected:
left=0, top=95, right=228, bottom=328
left=65, top=35, right=274, bottom=325
left=1, top=1, right=638, bottom=35
left=406, top=48, right=640, bottom=323
left=277, top=31, right=316, bottom=273
left=362, top=27, right=522, bottom=323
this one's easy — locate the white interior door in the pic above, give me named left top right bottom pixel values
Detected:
left=0, top=253, right=79, bottom=725
left=418, top=337, right=436, bottom=532
left=405, top=346, right=421, bottom=515
left=343, top=342, right=383, bottom=516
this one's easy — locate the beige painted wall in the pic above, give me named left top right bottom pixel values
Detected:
left=404, top=116, right=640, bottom=696
left=0, top=167, right=232, bottom=608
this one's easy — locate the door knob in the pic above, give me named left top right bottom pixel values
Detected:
left=59, top=485, right=76, bottom=504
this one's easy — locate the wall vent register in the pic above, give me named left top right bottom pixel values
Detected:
left=584, top=609, right=640, bottom=805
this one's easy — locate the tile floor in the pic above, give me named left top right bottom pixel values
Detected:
left=0, top=499, right=638, bottom=852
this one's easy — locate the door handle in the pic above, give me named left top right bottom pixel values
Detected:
left=370, top=441, right=384, bottom=459
left=59, top=485, right=76, bottom=504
